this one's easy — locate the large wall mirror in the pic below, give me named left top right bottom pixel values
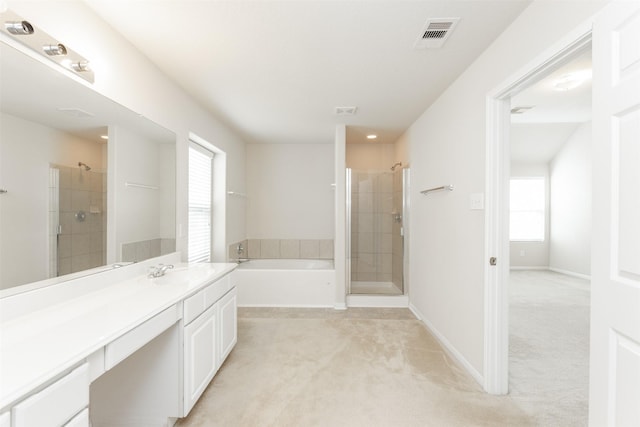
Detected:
left=0, top=42, right=176, bottom=294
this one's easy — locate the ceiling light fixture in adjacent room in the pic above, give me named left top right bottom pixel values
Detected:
left=553, top=70, right=592, bottom=91
left=100, top=135, right=109, bottom=140
left=366, top=134, right=377, bottom=140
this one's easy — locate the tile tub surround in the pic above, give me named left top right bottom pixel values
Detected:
left=121, top=238, right=176, bottom=263
left=229, top=239, right=334, bottom=260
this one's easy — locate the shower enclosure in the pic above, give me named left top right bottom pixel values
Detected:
left=48, top=163, right=106, bottom=278
left=347, top=165, right=409, bottom=295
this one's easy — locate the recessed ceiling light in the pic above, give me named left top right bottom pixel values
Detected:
left=366, top=134, right=377, bottom=140
left=553, top=70, right=592, bottom=91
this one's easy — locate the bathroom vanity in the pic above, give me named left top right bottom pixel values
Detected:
left=0, top=256, right=238, bottom=427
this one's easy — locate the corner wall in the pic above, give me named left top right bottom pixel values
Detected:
left=549, top=122, right=592, bottom=276
left=399, top=0, right=608, bottom=379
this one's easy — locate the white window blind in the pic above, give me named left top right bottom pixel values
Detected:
left=510, top=177, right=545, bottom=241
left=188, top=143, right=214, bottom=262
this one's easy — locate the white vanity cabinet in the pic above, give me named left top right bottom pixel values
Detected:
left=182, top=273, right=237, bottom=415
left=11, top=364, right=89, bottom=427
left=218, top=287, right=238, bottom=363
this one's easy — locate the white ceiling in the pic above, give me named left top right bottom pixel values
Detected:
left=510, top=49, right=592, bottom=163
left=84, top=0, right=531, bottom=145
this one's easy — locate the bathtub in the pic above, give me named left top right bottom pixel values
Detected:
left=234, top=259, right=336, bottom=307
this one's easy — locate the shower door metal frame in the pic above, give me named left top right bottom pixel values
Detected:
left=345, top=168, right=352, bottom=295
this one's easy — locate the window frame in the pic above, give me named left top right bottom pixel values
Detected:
left=509, top=176, right=546, bottom=242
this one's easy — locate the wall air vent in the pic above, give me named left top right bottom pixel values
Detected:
left=414, top=18, right=460, bottom=49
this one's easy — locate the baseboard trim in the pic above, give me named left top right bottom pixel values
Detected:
left=409, top=303, right=484, bottom=387
left=510, top=266, right=549, bottom=270
left=347, top=294, right=409, bottom=308
left=548, top=267, right=591, bottom=280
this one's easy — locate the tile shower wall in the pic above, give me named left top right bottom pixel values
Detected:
left=55, top=165, right=106, bottom=276
left=228, top=239, right=334, bottom=260
left=350, top=170, right=393, bottom=283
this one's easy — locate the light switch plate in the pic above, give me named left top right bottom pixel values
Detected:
left=470, top=193, right=484, bottom=210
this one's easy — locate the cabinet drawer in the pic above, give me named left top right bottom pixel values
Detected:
left=184, top=273, right=232, bottom=325
left=205, top=274, right=231, bottom=308
left=64, top=408, right=89, bottom=427
left=105, top=305, right=178, bottom=370
left=12, top=364, right=88, bottom=427
left=183, top=288, right=206, bottom=325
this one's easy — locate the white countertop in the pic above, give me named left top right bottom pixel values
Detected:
left=0, top=262, right=237, bottom=410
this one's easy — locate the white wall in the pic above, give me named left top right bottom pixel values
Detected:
left=346, top=143, right=395, bottom=171
left=549, top=121, right=592, bottom=276
left=246, top=143, right=334, bottom=239
left=0, top=113, right=104, bottom=289
left=398, top=0, right=608, bottom=379
left=7, top=0, right=247, bottom=260
left=509, top=162, right=550, bottom=268
left=112, top=125, right=174, bottom=258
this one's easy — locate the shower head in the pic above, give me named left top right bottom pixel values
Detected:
left=78, top=162, right=91, bottom=171
left=391, top=162, right=402, bottom=171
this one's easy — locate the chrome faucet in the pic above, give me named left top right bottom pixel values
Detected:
left=148, top=263, right=174, bottom=278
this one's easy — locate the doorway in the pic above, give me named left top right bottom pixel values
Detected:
left=483, top=29, right=592, bottom=395
left=506, top=48, right=592, bottom=423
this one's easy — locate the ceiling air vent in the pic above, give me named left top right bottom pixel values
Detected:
left=57, top=107, right=95, bottom=118
left=335, top=106, right=357, bottom=116
left=414, top=18, right=460, bottom=49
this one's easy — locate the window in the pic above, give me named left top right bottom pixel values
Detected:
left=188, top=142, right=214, bottom=262
left=510, top=177, right=545, bottom=241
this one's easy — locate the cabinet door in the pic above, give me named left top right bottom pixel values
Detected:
left=183, top=303, right=218, bottom=415
left=218, top=287, right=237, bottom=364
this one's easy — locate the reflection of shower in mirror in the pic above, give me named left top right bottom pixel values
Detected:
left=78, top=162, right=91, bottom=171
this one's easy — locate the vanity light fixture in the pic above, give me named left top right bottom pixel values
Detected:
left=0, top=9, right=95, bottom=83
left=366, top=134, right=377, bottom=140
left=68, top=60, right=90, bottom=72
left=4, top=20, right=34, bottom=35
left=43, top=43, right=67, bottom=56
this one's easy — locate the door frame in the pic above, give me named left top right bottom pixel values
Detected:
left=483, top=24, right=593, bottom=395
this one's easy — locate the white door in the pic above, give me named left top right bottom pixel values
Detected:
left=590, top=2, right=640, bottom=426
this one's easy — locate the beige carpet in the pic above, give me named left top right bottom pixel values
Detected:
left=509, top=270, right=590, bottom=427
left=177, top=308, right=536, bottom=427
